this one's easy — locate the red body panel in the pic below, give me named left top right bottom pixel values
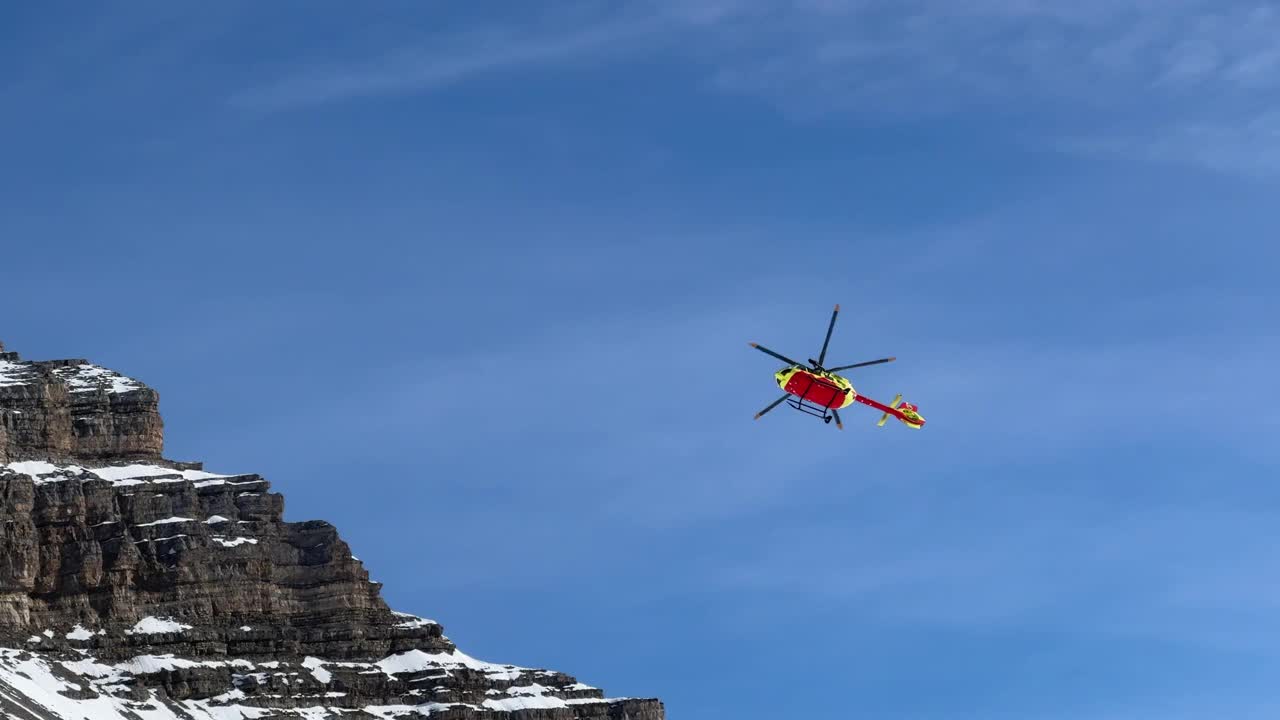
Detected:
left=784, top=370, right=845, bottom=408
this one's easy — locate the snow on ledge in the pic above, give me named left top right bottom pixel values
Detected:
left=0, top=646, right=626, bottom=720
left=303, top=656, right=333, bottom=684
left=376, top=649, right=525, bottom=681
left=391, top=610, right=438, bottom=629
left=135, top=517, right=194, bottom=527
left=126, top=617, right=194, bottom=635
left=50, top=363, right=145, bottom=395
left=1, top=461, right=238, bottom=488
left=0, top=359, right=35, bottom=388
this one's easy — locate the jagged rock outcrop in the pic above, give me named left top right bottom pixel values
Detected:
left=0, top=342, right=664, bottom=720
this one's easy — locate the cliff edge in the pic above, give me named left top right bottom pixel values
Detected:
left=0, top=340, right=663, bottom=720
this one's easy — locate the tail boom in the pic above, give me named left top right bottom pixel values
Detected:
left=854, top=393, right=925, bottom=429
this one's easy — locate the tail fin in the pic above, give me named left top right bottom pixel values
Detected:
left=877, top=394, right=903, bottom=427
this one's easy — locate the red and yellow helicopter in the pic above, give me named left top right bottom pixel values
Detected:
left=749, top=304, right=925, bottom=430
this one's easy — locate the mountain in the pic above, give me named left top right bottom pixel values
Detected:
left=0, top=339, right=664, bottom=720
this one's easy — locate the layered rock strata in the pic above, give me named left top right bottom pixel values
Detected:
left=0, top=343, right=663, bottom=720
left=0, top=347, right=163, bottom=464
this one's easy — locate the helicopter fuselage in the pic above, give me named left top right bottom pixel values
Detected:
left=774, top=366, right=856, bottom=410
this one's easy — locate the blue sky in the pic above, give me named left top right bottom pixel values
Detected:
left=3, top=2, right=1279, bottom=717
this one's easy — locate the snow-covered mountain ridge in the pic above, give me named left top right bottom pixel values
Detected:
left=0, top=340, right=662, bottom=719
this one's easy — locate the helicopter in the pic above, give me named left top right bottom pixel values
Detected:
left=749, top=304, right=925, bottom=430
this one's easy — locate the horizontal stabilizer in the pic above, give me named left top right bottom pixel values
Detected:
left=877, top=394, right=903, bottom=427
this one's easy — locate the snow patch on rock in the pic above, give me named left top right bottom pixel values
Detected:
left=50, top=363, right=144, bottom=395
left=126, top=617, right=194, bottom=635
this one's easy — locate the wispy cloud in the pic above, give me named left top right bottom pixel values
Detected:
left=1061, top=111, right=1280, bottom=177
left=234, top=1, right=1280, bottom=177
left=689, top=1, right=1280, bottom=177
left=714, top=494, right=1280, bottom=655
left=231, top=4, right=725, bottom=111
left=699, top=1, right=1280, bottom=102
left=235, top=26, right=620, bottom=110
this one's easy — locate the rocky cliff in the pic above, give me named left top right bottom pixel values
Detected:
left=0, top=340, right=663, bottom=720
left=0, top=342, right=164, bottom=465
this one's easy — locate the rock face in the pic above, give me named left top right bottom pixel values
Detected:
left=0, top=342, right=664, bottom=720
left=0, top=348, right=164, bottom=465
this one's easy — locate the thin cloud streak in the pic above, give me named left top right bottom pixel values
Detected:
left=714, top=496, right=1280, bottom=652
left=231, top=5, right=721, bottom=111
left=233, top=1, right=1280, bottom=177
left=1060, top=112, right=1280, bottom=177
left=234, top=27, right=622, bottom=110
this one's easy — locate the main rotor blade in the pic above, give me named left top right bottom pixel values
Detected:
left=817, top=303, right=840, bottom=366
left=749, top=342, right=803, bottom=367
left=831, top=408, right=844, bottom=430
left=754, top=394, right=790, bottom=420
left=827, top=356, right=896, bottom=372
